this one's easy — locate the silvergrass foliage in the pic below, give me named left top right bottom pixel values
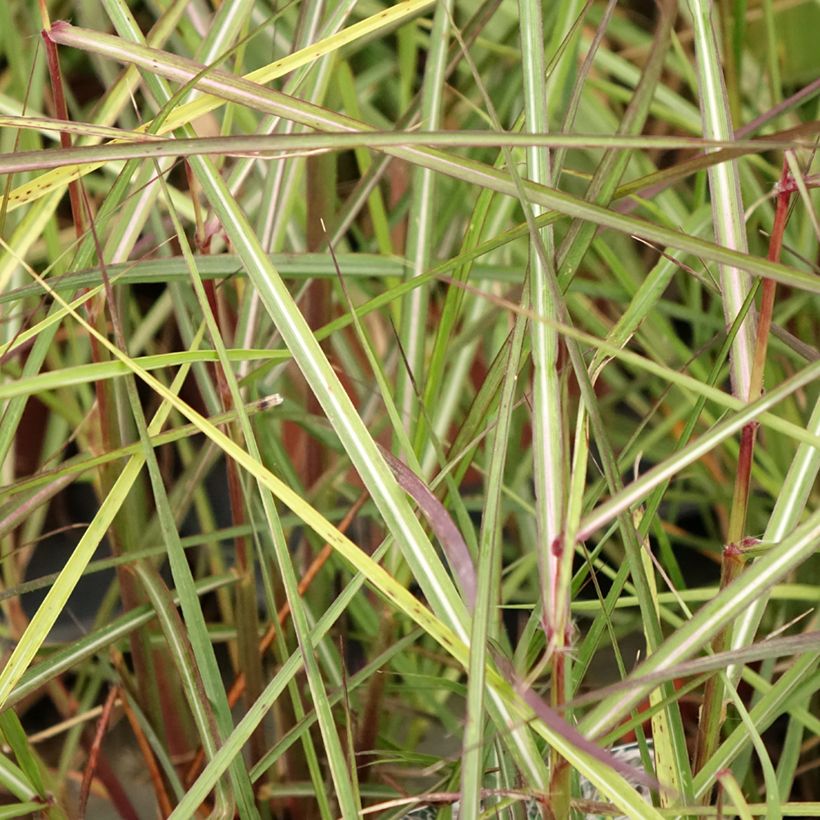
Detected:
left=0, top=1, right=817, bottom=818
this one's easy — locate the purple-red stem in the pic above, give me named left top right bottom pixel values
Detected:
left=78, top=686, right=119, bottom=818
left=694, top=160, right=795, bottom=785
left=41, top=26, right=84, bottom=239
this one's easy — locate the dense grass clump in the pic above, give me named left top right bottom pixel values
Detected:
left=0, top=0, right=817, bottom=817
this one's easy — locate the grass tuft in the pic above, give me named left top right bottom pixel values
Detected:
left=0, top=1, right=817, bottom=817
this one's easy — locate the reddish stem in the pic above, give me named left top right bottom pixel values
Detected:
left=41, top=27, right=84, bottom=238
left=78, top=686, right=121, bottom=819
left=694, top=159, right=795, bottom=789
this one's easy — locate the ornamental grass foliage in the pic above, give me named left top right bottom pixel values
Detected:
left=0, top=0, right=817, bottom=818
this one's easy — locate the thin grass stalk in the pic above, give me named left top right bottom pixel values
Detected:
left=465, top=3, right=569, bottom=813
left=1, top=128, right=815, bottom=176
left=0, top=11, right=39, bottom=261
left=516, top=3, right=659, bottom=811
left=334, top=60, right=393, bottom=256
left=461, top=304, right=529, bottom=818
left=689, top=0, right=757, bottom=398
left=730, top=653, right=811, bottom=790
left=636, top=512, right=688, bottom=807
left=716, top=0, right=743, bottom=122
left=39, top=15, right=83, bottom=240
left=443, top=16, right=566, bottom=796
left=775, top=683, right=813, bottom=797
left=726, top=167, right=817, bottom=684
left=119, top=690, right=176, bottom=816
left=550, top=0, right=613, bottom=184
left=398, top=0, right=453, bottom=446
left=517, top=0, right=567, bottom=750
left=302, top=28, right=337, bottom=497
left=717, top=771, right=755, bottom=820
left=198, top=238, right=268, bottom=765
left=544, top=0, right=587, bottom=126
left=721, top=164, right=793, bottom=546
left=0, top=209, right=60, bottom=634
left=723, top=674, right=783, bottom=820
left=52, top=671, right=113, bottom=813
